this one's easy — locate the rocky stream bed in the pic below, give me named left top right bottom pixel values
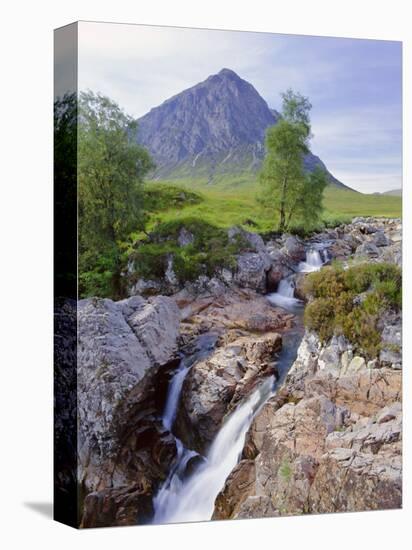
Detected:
left=71, top=217, right=402, bottom=527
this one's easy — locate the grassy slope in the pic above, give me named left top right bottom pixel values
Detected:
left=146, top=177, right=402, bottom=233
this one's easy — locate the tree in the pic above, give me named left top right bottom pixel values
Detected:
left=78, top=91, right=154, bottom=298
left=258, top=89, right=328, bottom=232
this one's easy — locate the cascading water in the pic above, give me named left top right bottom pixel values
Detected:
left=298, top=248, right=323, bottom=273
left=162, top=359, right=191, bottom=432
left=153, top=376, right=275, bottom=524
left=267, top=244, right=329, bottom=313
left=152, top=241, right=329, bottom=525
left=267, top=277, right=302, bottom=311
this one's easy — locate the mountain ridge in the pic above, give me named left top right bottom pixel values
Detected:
left=136, top=68, right=348, bottom=189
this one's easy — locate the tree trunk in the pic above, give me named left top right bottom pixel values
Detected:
left=279, top=174, right=288, bottom=232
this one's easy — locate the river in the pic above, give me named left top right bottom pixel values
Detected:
left=152, top=246, right=326, bottom=524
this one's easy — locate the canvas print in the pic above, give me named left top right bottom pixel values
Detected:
left=54, top=21, right=402, bottom=528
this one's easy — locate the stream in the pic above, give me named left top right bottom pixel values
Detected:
left=152, top=246, right=327, bottom=524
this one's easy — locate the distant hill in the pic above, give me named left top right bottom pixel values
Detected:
left=136, top=68, right=349, bottom=189
left=382, top=189, right=402, bottom=196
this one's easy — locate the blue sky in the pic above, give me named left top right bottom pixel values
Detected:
left=78, top=22, right=402, bottom=193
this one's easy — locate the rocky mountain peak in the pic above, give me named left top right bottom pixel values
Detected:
left=136, top=69, right=345, bottom=187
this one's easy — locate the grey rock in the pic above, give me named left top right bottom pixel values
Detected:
left=355, top=241, right=380, bottom=258
left=235, top=251, right=271, bottom=292
left=380, top=321, right=402, bottom=366
left=372, top=230, right=389, bottom=247
left=282, top=235, right=306, bottom=262
left=78, top=295, right=180, bottom=492
left=228, top=226, right=265, bottom=252
left=178, top=227, right=195, bottom=247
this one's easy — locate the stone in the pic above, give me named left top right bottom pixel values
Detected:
left=372, top=230, right=389, bottom=247
left=213, top=322, right=402, bottom=518
left=355, top=241, right=380, bottom=258
left=346, top=356, right=366, bottom=374
left=380, top=321, right=402, bottom=366
left=175, top=332, right=282, bottom=453
left=213, top=460, right=256, bottom=520
left=177, top=227, right=195, bottom=247
left=78, top=295, right=180, bottom=497
left=282, top=235, right=306, bottom=262
left=228, top=226, right=266, bottom=252
left=235, top=251, right=272, bottom=292
left=81, top=481, right=153, bottom=528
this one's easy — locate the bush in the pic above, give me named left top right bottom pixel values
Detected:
left=303, top=262, right=401, bottom=359
left=130, top=218, right=246, bottom=284
left=144, top=184, right=203, bottom=212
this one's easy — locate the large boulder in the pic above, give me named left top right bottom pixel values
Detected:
left=281, top=235, right=306, bottom=262
left=235, top=252, right=272, bottom=292
left=78, top=295, right=181, bottom=524
left=175, top=332, right=282, bottom=454
left=355, top=241, right=380, bottom=258
left=266, top=247, right=294, bottom=291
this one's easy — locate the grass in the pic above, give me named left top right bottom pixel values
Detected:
left=144, top=177, right=401, bottom=235
left=124, top=178, right=401, bottom=295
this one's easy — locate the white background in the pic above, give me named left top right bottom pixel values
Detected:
left=0, top=1, right=409, bottom=548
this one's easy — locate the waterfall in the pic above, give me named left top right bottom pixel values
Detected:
left=298, top=248, right=323, bottom=273
left=153, top=376, right=275, bottom=524
left=162, top=359, right=190, bottom=432
left=267, top=277, right=302, bottom=311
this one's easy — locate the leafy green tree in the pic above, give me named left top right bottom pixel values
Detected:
left=258, top=89, right=328, bottom=232
left=78, top=91, right=154, bottom=298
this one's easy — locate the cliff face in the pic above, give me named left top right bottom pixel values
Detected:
left=136, top=68, right=346, bottom=187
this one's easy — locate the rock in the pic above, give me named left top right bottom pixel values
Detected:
left=235, top=251, right=271, bottom=292
left=293, top=272, right=307, bottom=300
left=282, top=236, right=306, bottom=262
left=214, top=324, right=402, bottom=519
left=344, top=356, right=366, bottom=375
left=213, top=460, right=256, bottom=520
left=78, top=295, right=180, bottom=511
left=266, top=248, right=294, bottom=291
left=175, top=332, right=282, bottom=453
left=177, top=227, right=195, bottom=247
left=355, top=241, right=380, bottom=258
left=372, top=230, right=389, bottom=247
left=81, top=480, right=153, bottom=528
left=130, top=278, right=162, bottom=297
left=175, top=287, right=292, bottom=334
left=236, top=496, right=279, bottom=519
left=379, top=315, right=402, bottom=367
left=328, top=239, right=353, bottom=260
left=379, top=243, right=402, bottom=266
left=228, top=226, right=266, bottom=252
left=165, top=255, right=179, bottom=290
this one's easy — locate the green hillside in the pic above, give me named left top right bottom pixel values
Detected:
left=144, top=179, right=402, bottom=236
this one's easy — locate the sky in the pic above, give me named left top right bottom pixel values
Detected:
left=78, top=21, right=402, bottom=194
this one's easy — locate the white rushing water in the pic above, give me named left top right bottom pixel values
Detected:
left=267, top=277, right=302, bottom=311
left=298, top=248, right=323, bottom=273
left=162, top=360, right=191, bottom=432
left=267, top=245, right=329, bottom=312
left=153, top=376, right=275, bottom=524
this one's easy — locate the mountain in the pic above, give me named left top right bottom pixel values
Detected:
left=382, top=189, right=402, bottom=196
left=137, top=68, right=346, bottom=188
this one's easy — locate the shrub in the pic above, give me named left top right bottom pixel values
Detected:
left=130, top=218, right=247, bottom=285
left=303, top=262, right=401, bottom=359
